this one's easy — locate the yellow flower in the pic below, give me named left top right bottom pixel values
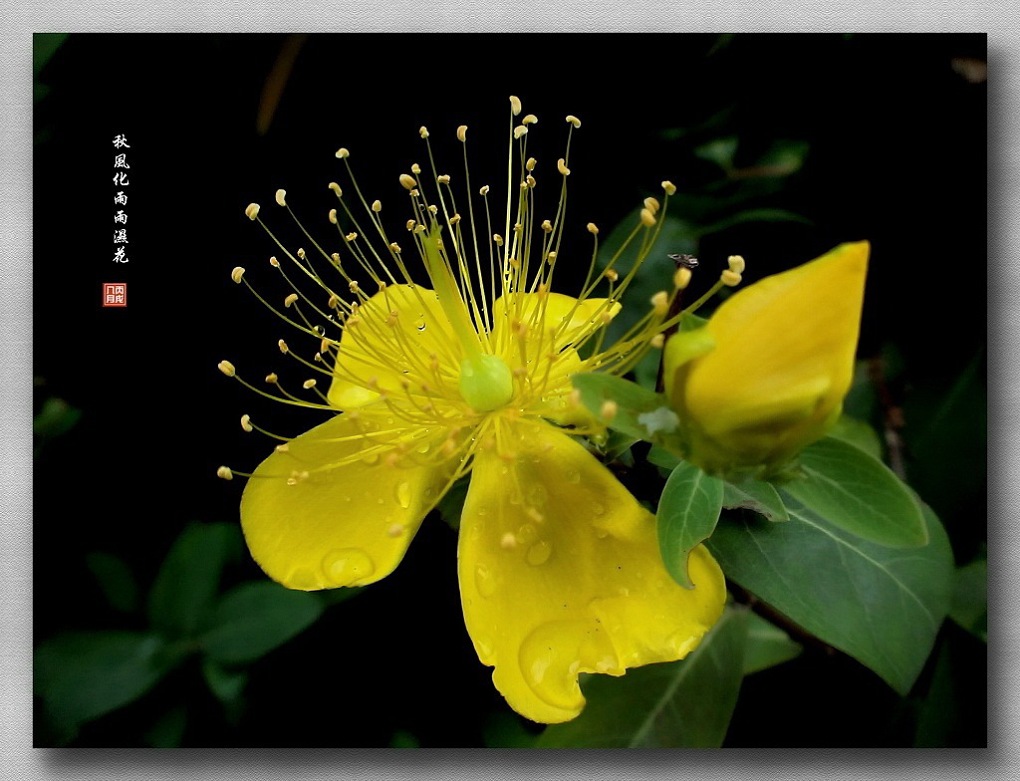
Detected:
left=662, top=242, right=870, bottom=475
left=219, top=97, right=725, bottom=724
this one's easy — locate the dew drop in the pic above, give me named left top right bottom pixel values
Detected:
left=591, top=501, right=606, bottom=517
left=474, top=562, right=498, bottom=597
left=360, top=451, right=380, bottom=465
left=322, top=548, right=375, bottom=585
left=415, top=318, right=427, bottom=332
left=417, top=442, right=431, bottom=454
left=566, top=470, right=581, bottom=485
left=396, top=481, right=412, bottom=509
left=527, top=484, right=548, bottom=507
left=516, top=523, right=538, bottom=545
left=526, top=540, right=552, bottom=566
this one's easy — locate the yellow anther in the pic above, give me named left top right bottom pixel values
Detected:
left=457, top=125, right=468, bottom=142
left=557, top=158, right=571, bottom=176
left=336, top=148, right=350, bottom=159
left=547, top=250, right=557, bottom=263
left=265, top=372, right=278, bottom=384
left=371, top=200, right=382, bottom=213
left=328, top=182, right=342, bottom=196
left=449, top=214, right=462, bottom=226
left=587, top=222, right=599, bottom=235
left=569, top=388, right=582, bottom=407
left=411, top=163, right=421, bottom=175
left=526, top=175, right=537, bottom=188
left=346, top=232, right=358, bottom=241
left=320, top=337, right=332, bottom=353
left=217, top=360, right=236, bottom=377
left=284, top=293, right=299, bottom=308
left=216, top=466, right=234, bottom=481
left=500, top=532, right=518, bottom=550
left=245, top=203, right=260, bottom=220
left=541, top=219, right=552, bottom=232
left=240, top=414, right=253, bottom=432
left=644, top=196, right=660, bottom=214
left=651, top=290, right=669, bottom=315
left=674, top=266, right=693, bottom=290
left=269, top=256, right=280, bottom=267
left=428, top=205, right=438, bottom=214
left=721, top=269, right=742, bottom=287
left=278, top=339, right=289, bottom=354
left=437, top=174, right=451, bottom=185
left=604, top=268, right=619, bottom=283
left=640, top=208, right=656, bottom=227
left=230, top=266, right=245, bottom=284
left=493, top=234, right=504, bottom=247
left=522, top=113, right=538, bottom=125
left=661, top=180, right=677, bottom=195
left=513, top=125, right=528, bottom=139
left=600, top=400, right=618, bottom=422
left=303, top=379, right=317, bottom=390
left=526, top=157, right=537, bottom=171
left=566, top=114, right=581, bottom=128
left=400, top=173, right=416, bottom=190
left=513, top=320, right=529, bottom=338
left=389, top=242, right=402, bottom=253
left=728, top=254, right=746, bottom=274
left=509, top=95, right=522, bottom=115
left=419, top=126, right=429, bottom=139
left=329, top=208, right=338, bottom=224
left=275, top=443, right=290, bottom=453
left=405, top=219, right=416, bottom=231
left=599, top=311, right=613, bottom=324
left=650, top=333, right=666, bottom=349
left=275, top=189, right=287, bottom=207
left=327, top=294, right=339, bottom=309
left=479, top=185, right=490, bottom=196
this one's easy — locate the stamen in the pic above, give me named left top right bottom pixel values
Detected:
left=241, top=414, right=253, bottom=432
left=565, top=115, right=581, bottom=128
left=457, top=125, right=468, bottom=142
left=231, top=267, right=246, bottom=284
left=587, top=222, right=599, bottom=235
left=284, top=293, right=299, bottom=308
left=218, top=360, right=236, bottom=377
left=419, top=126, right=429, bottom=139
left=275, top=189, right=287, bottom=207
left=245, top=203, right=260, bottom=220
left=640, top=208, right=656, bottom=227
left=661, top=180, right=677, bottom=195
left=557, top=159, right=570, bottom=176
left=336, top=148, right=350, bottom=159
left=509, top=95, right=522, bottom=116
left=674, top=266, right=693, bottom=290
left=400, top=173, right=416, bottom=190
left=728, top=254, right=746, bottom=274
left=216, top=466, right=234, bottom=480
left=721, top=269, right=742, bottom=287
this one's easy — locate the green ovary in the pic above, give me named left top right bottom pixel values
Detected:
left=459, top=353, right=515, bottom=412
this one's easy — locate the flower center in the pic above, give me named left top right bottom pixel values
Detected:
left=459, top=353, right=514, bottom=412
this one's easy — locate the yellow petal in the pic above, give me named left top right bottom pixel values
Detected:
left=492, top=292, right=620, bottom=351
left=241, top=412, right=455, bottom=590
left=458, top=420, right=725, bottom=723
left=673, top=241, right=868, bottom=471
left=327, top=284, right=459, bottom=410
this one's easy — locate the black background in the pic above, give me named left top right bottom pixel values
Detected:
left=33, top=33, right=986, bottom=747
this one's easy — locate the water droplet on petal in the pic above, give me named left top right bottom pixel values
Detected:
left=415, top=318, right=427, bottom=332
left=322, top=548, right=375, bottom=585
left=566, top=470, right=581, bottom=484
left=360, top=452, right=379, bottom=465
left=417, top=442, right=431, bottom=454
left=526, top=540, right=552, bottom=566
left=474, top=562, right=498, bottom=597
left=591, top=501, right=606, bottom=517
left=666, top=630, right=699, bottom=657
left=516, top=523, right=538, bottom=545
left=396, top=481, right=412, bottom=508
left=527, top=484, right=548, bottom=507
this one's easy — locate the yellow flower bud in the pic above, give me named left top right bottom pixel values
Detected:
left=663, top=241, right=869, bottom=475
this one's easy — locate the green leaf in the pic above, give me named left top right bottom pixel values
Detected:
left=148, top=522, right=243, bottom=638
left=827, top=414, right=884, bottom=461
left=781, top=437, right=927, bottom=548
left=201, top=658, right=248, bottom=704
left=707, top=503, right=954, bottom=694
left=722, top=479, right=789, bottom=523
left=85, top=551, right=140, bottom=613
left=647, top=445, right=681, bottom=473
left=33, top=33, right=69, bottom=77
left=199, top=582, right=324, bottom=665
left=35, top=631, right=179, bottom=733
left=742, top=613, right=802, bottom=675
left=483, top=711, right=538, bottom=748
left=657, top=461, right=724, bottom=588
left=33, top=396, right=81, bottom=439
left=694, top=137, right=738, bottom=171
left=144, top=705, right=187, bottom=748
left=537, top=607, right=748, bottom=747
left=570, top=373, right=683, bottom=451
left=949, top=557, right=987, bottom=642
left=694, top=208, right=811, bottom=238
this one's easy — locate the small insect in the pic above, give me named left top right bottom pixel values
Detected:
left=668, top=253, right=699, bottom=269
